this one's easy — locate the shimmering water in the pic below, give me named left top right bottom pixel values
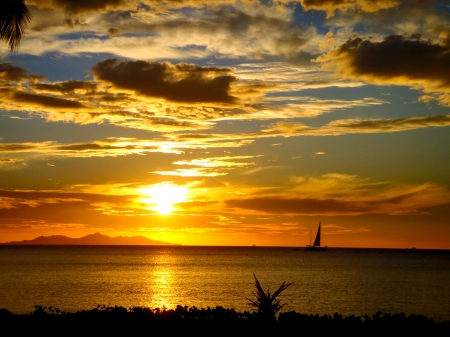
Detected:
left=0, top=246, right=449, bottom=321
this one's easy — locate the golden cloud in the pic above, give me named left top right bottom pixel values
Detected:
left=20, top=2, right=316, bottom=63
left=262, top=115, right=450, bottom=136
left=152, top=155, right=257, bottom=176
left=0, top=62, right=260, bottom=132
left=224, top=176, right=450, bottom=216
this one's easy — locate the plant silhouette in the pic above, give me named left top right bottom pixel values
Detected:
left=246, top=273, right=293, bottom=321
left=0, top=0, right=32, bottom=51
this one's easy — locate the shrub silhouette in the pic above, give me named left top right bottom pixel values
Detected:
left=2, top=303, right=449, bottom=334
left=246, top=273, right=293, bottom=321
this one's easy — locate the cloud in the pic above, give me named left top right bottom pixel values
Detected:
left=12, top=92, right=86, bottom=109
left=0, top=138, right=165, bottom=160
left=27, top=0, right=289, bottom=14
left=223, top=192, right=425, bottom=216
left=326, top=115, right=450, bottom=131
left=0, top=63, right=43, bottom=83
left=0, top=158, right=25, bottom=170
left=262, top=114, right=450, bottom=136
left=152, top=155, right=257, bottom=176
left=250, top=97, right=385, bottom=119
left=2, top=113, right=445, bottom=168
left=224, top=175, right=450, bottom=215
left=300, top=0, right=401, bottom=18
left=233, top=62, right=365, bottom=92
left=173, top=156, right=256, bottom=168
left=0, top=136, right=256, bottom=168
left=0, top=189, right=131, bottom=202
left=314, top=35, right=450, bottom=105
left=289, top=173, right=385, bottom=194
left=107, top=27, right=120, bottom=37
left=31, top=81, right=98, bottom=94
left=28, top=0, right=137, bottom=14
left=0, top=62, right=258, bottom=132
left=45, top=113, right=442, bottom=155
left=0, top=187, right=145, bottom=230
left=19, top=2, right=319, bottom=63
left=91, top=59, right=238, bottom=104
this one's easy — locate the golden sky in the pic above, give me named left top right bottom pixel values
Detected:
left=0, top=0, right=449, bottom=248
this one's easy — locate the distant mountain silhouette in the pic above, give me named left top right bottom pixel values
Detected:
left=0, top=232, right=178, bottom=245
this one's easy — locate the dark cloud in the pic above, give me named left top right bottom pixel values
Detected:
left=0, top=138, right=168, bottom=156
left=55, top=144, right=122, bottom=151
left=54, top=143, right=157, bottom=151
left=315, top=35, right=450, bottom=89
left=225, top=192, right=423, bottom=215
left=300, top=0, right=401, bottom=17
left=0, top=144, right=36, bottom=152
left=100, top=93, right=131, bottom=102
left=331, top=115, right=450, bottom=131
left=31, top=80, right=98, bottom=94
left=28, top=0, right=137, bottom=29
left=0, top=63, right=44, bottom=83
left=0, top=189, right=132, bottom=203
left=108, top=27, right=120, bottom=37
left=263, top=114, right=450, bottom=136
left=91, top=59, right=238, bottom=104
left=13, top=92, right=86, bottom=109
left=28, top=0, right=133, bottom=14
left=300, top=0, right=395, bottom=17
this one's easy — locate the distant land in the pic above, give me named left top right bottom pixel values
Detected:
left=0, top=233, right=178, bottom=246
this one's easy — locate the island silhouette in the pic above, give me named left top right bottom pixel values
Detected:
left=0, top=232, right=177, bottom=245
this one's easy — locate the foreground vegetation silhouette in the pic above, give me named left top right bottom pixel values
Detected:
left=0, top=275, right=449, bottom=334
left=1, top=305, right=448, bottom=335
left=246, top=273, right=293, bottom=321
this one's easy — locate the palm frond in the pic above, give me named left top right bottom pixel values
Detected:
left=0, top=0, right=32, bottom=51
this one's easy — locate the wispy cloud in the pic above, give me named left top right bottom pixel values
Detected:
left=153, top=155, right=257, bottom=177
left=224, top=178, right=450, bottom=216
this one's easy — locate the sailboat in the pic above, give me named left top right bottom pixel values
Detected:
left=306, top=221, right=327, bottom=251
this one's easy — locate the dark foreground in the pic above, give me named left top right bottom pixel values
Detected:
left=1, top=305, right=449, bottom=336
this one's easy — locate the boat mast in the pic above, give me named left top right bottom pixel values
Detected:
left=309, top=230, right=312, bottom=246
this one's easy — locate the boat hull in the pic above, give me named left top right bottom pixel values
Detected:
left=306, top=246, right=327, bottom=251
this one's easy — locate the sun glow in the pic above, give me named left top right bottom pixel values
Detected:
left=139, top=182, right=189, bottom=215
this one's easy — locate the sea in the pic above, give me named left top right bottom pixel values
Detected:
left=0, top=246, right=449, bottom=321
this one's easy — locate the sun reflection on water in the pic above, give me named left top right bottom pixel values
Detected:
left=152, top=266, right=174, bottom=309
left=141, top=251, right=180, bottom=310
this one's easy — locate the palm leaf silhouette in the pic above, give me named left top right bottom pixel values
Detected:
left=0, top=0, right=32, bottom=51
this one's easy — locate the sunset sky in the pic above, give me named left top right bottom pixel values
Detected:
left=0, top=0, right=449, bottom=248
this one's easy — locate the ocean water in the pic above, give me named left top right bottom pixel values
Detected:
left=0, top=246, right=449, bottom=321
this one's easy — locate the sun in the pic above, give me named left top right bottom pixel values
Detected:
left=139, top=182, right=188, bottom=215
